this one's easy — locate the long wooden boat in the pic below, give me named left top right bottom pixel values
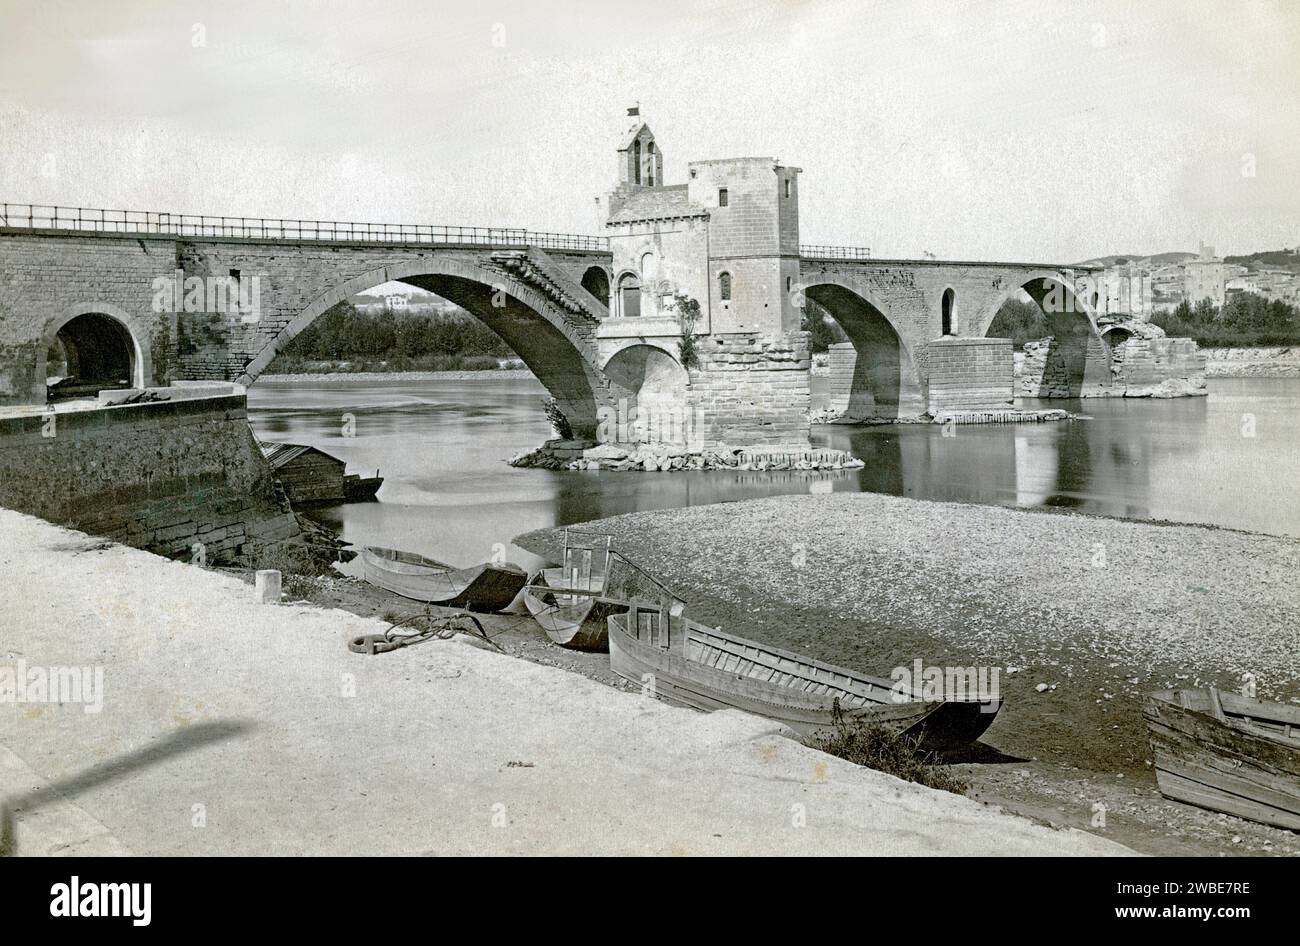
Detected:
left=607, top=607, right=1000, bottom=751
left=360, top=546, right=527, bottom=613
left=1144, top=688, right=1300, bottom=830
left=522, top=530, right=624, bottom=651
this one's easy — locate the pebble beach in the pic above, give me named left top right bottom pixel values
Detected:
left=517, top=491, right=1300, bottom=854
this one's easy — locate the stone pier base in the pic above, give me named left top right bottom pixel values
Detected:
left=925, top=337, right=1014, bottom=413
left=510, top=439, right=862, bottom=473
left=1019, top=320, right=1207, bottom=398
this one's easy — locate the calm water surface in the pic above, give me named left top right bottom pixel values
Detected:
left=246, top=376, right=1300, bottom=570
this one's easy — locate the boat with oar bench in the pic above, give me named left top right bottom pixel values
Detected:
left=522, top=530, right=642, bottom=651
left=607, top=602, right=1000, bottom=751
left=1144, top=687, right=1300, bottom=830
left=360, top=546, right=527, bottom=613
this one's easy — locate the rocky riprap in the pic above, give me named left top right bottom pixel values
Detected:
left=810, top=407, right=1072, bottom=425
left=508, top=439, right=864, bottom=472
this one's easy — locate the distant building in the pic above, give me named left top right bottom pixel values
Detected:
left=1149, top=263, right=1186, bottom=312
left=1183, top=244, right=1226, bottom=308
left=1225, top=273, right=1261, bottom=297
left=1248, top=268, right=1300, bottom=304
left=1094, top=259, right=1152, bottom=321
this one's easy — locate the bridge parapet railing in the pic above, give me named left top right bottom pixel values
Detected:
left=0, top=203, right=608, bottom=251
left=800, top=244, right=872, bottom=260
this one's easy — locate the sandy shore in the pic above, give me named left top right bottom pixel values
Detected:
left=517, top=492, right=1300, bottom=855
left=0, top=508, right=1128, bottom=856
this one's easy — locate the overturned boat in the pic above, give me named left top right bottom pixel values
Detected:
left=607, top=601, right=999, bottom=752
left=360, top=546, right=527, bottom=613
left=1144, top=687, right=1300, bottom=830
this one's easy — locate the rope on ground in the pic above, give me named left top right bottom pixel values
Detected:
left=348, top=609, right=501, bottom=655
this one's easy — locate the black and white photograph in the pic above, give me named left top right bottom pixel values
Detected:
left=0, top=0, right=1296, bottom=896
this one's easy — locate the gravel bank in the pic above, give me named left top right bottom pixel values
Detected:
left=517, top=493, right=1300, bottom=776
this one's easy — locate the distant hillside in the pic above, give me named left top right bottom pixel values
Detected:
left=1224, top=249, right=1300, bottom=272
left=1075, top=251, right=1196, bottom=267
left=1078, top=248, right=1300, bottom=270
left=1076, top=253, right=1150, bottom=267
left=1146, top=251, right=1199, bottom=266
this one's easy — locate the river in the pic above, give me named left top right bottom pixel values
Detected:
left=246, top=375, right=1300, bottom=570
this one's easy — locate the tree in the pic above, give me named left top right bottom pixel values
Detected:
left=801, top=303, right=847, bottom=353
left=673, top=293, right=702, bottom=369
left=985, top=299, right=1051, bottom=349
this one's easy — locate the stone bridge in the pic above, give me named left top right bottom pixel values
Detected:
left=0, top=207, right=629, bottom=438
left=798, top=253, right=1110, bottom=417
left=0, top=203, right=1185, bottom=449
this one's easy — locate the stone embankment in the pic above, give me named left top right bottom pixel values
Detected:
left=0, top=385, right=343, bottom=573
left=1203, top=347, right=1300, bottom=378
left=509, top=439, right=864, bottom=472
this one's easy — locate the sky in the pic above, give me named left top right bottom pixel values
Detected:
left=1, top=0, right=1297, bottom=262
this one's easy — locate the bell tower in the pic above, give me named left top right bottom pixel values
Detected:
left=618, top=106, right=662, bottom=188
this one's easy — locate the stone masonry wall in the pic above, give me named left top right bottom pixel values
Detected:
left=826, top=343, right=856, bottom=415
left=0, top=232, right=174, bottom=405
left=0, top=392, right=320, bottom=568
left=169, top=243, right=591, bottom=381
left=688, top=332, right=810, bottom=447
left=925, top=337, right=1014, bottom=412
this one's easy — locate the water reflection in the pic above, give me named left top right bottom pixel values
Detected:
left=246, top=376, right=1300, bottom=570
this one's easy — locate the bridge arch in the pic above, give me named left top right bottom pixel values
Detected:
left=601, top=344, right=691, bottom=444
left=803, top=279, right=925, bottom=420
left=580, top=265, right=610, bottom=304
left=42, top=303, right=148, bottom=401
left=978, top=271, right=1109, bottom=398
left=239, top=256, right=615, bottom=439
left=1100, top=324, right=1134, bottom=347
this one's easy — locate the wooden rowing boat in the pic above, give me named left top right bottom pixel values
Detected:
left=523, top=534, right=675, bottom=651
left=524, top=571, right=626, bottom=650
left=360, top=546, right=527, bottom=613
left=1144, top=688, right=1300, bottom=830
left=607, top=604, right=1000, bottom=751
left=523, top=531, right=618, bottom=650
